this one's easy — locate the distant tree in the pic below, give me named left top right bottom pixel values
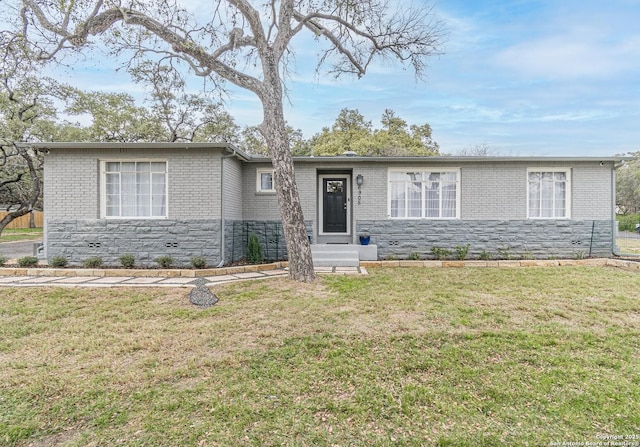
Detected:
left=241, top=125, right=310, bottom=155
left=446, top=143, right=495, bottom=157
left=370, top=109, right=439, bottom=156
left=309, top=108, right=438, bottom=156
left=616, top=152, right=640, bottom=214
left=129, top=62, right=241, bottom=144
left=310, top=108, right=373, bottom=155
left=64, top=90, right=163, bottom=142
left=0, top=32, right=49, bottom=234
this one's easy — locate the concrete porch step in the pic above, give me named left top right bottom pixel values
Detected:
left=311, top=244, right=360, bottom=267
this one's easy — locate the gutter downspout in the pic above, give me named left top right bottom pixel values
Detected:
left=612, top=160, right=626, bottom=257
left=218, top=148, right=238, bottom=268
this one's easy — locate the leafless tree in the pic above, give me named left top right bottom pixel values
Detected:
left=17, top=0, right=445, bottom=281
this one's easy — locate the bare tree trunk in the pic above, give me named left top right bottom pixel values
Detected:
left=0, top=208, right=31, bottom=234
left=260, top=52, right=315, bottom=282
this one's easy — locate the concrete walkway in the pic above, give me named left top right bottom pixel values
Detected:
left=0, top=266, right=366, bottom=288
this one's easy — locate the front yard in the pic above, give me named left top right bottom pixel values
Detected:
left=0, top=228, right=43, bottom=243
left=1, top=266, right=639, bottom=446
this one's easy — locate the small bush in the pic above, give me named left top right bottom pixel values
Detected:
left=521, top=249, right=534, bottom=260
left=190, top=256, right=207, bottom=269
left=18, top=256, right=39, bottom=267
left=478, top=250, right=493, bottom=260
left=0, top=254, right=8, bottom=267
left=455, top=244, right=470, bottom=260
left=497, top=246, right=513, bottom=260
left=155, top=255, right=174, bottom=268
left=408, top=252, right=421, bottom=260
left=50, top=255, right=68, bottom=268
left=617, top=213, right=640, bottom=232
left=82, top=257, right=103, bottom=268
left=119, top=253, right=136, bottom=268
left=430, top=247, right=451, bottom=260
left=247, top=233, right=264, bottom=264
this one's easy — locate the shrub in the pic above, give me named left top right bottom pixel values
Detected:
left=521, top=249, right=534, bottom=260
left=155, top=255, right=174, bottom=268
left=247, top=233, right=264, bottom=264
left=119, top=253, right=136, bottom=268
left=617, top=213, right=640, bottom=232
left=0, top=254, right=7, bottom=267
left=479, top=250, right=493, bottom=260
left=50, top=255, right=68, bottom=268
left=496, top=246, right=513, bottom=260
left=18, top=256, right=38, bottom=267
left=408, top=252, right=420, bottom=260
left=430, top=247, right=451, bottom=260
left=82, top=257, right=103, bottom=268
left=190, top=256, right=207, bottom=269
left=455, top=244, right=470, bottom=260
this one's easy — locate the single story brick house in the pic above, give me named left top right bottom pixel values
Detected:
left=37, top=142, right=625, bottom=266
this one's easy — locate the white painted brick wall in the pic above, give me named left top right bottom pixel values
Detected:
left=45, top=149, right=614, bottom=242
left=44, top=147, right=224, bottom=221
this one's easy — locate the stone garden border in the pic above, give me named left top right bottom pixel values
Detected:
left=0, top=258, right=639, bottom=279
left=0, top=262, right=287, bottom=278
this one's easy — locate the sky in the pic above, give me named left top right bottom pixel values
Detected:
left=48, top=0, right=640, bottom=156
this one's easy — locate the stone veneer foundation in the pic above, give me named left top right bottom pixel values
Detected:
left=356, top=219, right=613, bottom=259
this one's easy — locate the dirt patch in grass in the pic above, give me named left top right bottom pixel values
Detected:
left=2, top=267, right=640, bottom=446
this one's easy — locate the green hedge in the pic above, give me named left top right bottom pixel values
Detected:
left=617, top=213, right=640, bottom=232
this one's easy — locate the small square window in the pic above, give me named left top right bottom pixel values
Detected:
left=257, top=169, right=275, bottom=193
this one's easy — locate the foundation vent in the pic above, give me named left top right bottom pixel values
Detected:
left=165, top=242, right=179, bottom=248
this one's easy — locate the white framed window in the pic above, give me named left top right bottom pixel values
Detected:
left=256, top=168, right=275, bottom=193
left=527, top=168, right=571, bottom=219
left=101, top=161, right=168, bottom=218
left=388, top=168, right=460, bottom=219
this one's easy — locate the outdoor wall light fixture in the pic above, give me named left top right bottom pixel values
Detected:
left=356, top=174, right=364, bottom=186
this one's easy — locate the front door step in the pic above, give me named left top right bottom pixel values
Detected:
left=311, top=244, right=377, bottom=267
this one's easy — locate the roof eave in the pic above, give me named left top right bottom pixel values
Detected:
left=21, top=141, right=252, bottom=161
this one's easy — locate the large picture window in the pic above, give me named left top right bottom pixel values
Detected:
left=527, top=169, right=570, bottom=218
left=102, top=161, right=167, bottom=218
left=389, top=169, right=460, bottom=218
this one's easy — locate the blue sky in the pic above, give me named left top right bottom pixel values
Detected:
left=56, top=0, right=640, bottom=156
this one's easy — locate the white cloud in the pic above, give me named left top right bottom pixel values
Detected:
left=494, top=35, right=640, bottom=79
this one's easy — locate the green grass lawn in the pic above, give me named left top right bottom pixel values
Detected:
left=0, top=228, right=43, bottom=243
left=1, top=267, right=640, bottom=446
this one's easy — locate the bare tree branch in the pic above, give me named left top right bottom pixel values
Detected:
left=0, top=173, right=23, bottom=189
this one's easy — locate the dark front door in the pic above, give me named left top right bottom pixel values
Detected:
left=322, top=178, right=348, bottom=233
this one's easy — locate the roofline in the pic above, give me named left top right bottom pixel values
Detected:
left=23, top=141, right=252, bottom=161
left=18, top=142, right=632, bottom=164
left=251, top=155, right=633, bottom=163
